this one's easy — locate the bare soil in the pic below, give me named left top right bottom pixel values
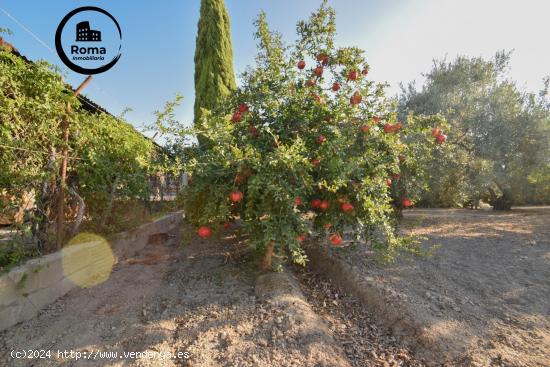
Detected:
left=331, top=207, right=550, bottom=366
left=0, top=223, right=418, bottom=367
left=3, top=208, right=546, bottom=366
left=294, top=269, right=424, bottom=367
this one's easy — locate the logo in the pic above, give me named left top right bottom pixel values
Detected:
left=55, top=6, right=122, bottom=75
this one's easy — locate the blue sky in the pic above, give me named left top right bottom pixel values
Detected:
left=1, top=0, right=549, bottom=140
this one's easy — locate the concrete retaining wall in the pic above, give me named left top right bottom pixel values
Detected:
left=0, top=211, right=183, bottom=331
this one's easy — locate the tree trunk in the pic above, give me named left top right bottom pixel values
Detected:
left=260, top=242, right=275, bottom=272
left=159, top=174, right=166, bottom=202
left=68, top=186, right=85, bottom=238
left=492, top=193, right=513, bottom=210
left=32, top=147, right=57, bottom=252
left=101, top=176, right=119, bottom=227
left=33, top=180, right=54, bottom=252
left=488, top=186, right=513, bottom=211
left=55, top=106, right=71, bottom=250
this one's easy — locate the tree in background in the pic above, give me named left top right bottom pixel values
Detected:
left=399, top=52, right=550, bottom=209
left=194, top=0, right=236, bottom=137
left=524, top=78, right=550, bottom=203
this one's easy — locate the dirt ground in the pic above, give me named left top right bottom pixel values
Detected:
left=0, top=223, right=420, bottom=367
left=333, top=207, right=550, bottom=366
left=3, top=208, right=547, bottom=366
left=294, top=270, right=423, bottom=367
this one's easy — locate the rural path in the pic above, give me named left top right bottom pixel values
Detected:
left=0, top=223, right=421, bottom=367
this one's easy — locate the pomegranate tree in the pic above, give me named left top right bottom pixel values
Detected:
left=182, top=3, right=444, bottom=268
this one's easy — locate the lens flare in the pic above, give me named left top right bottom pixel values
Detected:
left=62, top=232, right=114, bottom=288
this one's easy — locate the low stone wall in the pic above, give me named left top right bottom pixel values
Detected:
left=0, top=211, right=183, bottom=331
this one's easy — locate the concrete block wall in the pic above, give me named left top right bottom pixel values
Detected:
left=0, top=211, right=183, bottom=331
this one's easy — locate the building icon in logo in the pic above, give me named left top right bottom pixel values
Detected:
left=76, top=21, right=101, bottom=42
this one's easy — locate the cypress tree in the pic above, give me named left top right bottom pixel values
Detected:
left=194, top=0, right=236, bottom=132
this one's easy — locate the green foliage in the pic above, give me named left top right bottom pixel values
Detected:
left=399, top=52, right=550, bottom=208
left=183, top=2, right=437, bottom=265
left=146, top=94, right=187, bottom=176
left=0, top=50, right=75, bottom=193
left=0, top=242, right=38, bottom=273
left=74, top=111, right=154, bottom=221
left=0, top=46, right=158, bottom=246
left=76, top=113, right=153, bottom=197
left=0, top=223, right=38, bottom=272
left=194, top=0, right=237, bottom=130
